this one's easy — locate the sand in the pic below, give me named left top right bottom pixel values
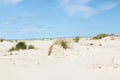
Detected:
left=0, top=37, right=120, bottom=80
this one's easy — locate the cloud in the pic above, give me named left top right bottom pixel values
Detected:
left=59, top=0, right=118, bottom=17
left=0, top=0, right=23, bottom=5
left=59, top=0, right=95, bottom=17
left=1, top=22, right=9, bottom=25
left=7, top=16, right=16, bottom=20
left=99, top=2, right=118, bottom=11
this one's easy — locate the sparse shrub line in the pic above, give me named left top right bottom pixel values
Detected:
left=92, top=33, right=116, bottom=40
left=9, top=42, right=35, bottom=52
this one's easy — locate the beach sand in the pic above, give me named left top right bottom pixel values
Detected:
left=0, top=37, right=120, bottom=80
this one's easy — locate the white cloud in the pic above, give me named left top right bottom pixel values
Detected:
left=60, top=0, right=95, bottom=17
left=0, top=0, right=23, bottom=5
left=99, top=2, right=118, bottom=11
left=7, top=16, right=16, bottom=20
left=59, top=0, right=118, bottom=17
left=1, top=22, right=9, bottom=25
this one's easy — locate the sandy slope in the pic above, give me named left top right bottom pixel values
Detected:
left=0, top=37, right=120, bottom=80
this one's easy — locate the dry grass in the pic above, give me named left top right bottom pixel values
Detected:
left=111, top=36, right=115, bottom=40
left=48, top=39, right=70, bottom=56
left=48, top=45, right=53, bottom=56
left=60, top=40, right=68, bottom=49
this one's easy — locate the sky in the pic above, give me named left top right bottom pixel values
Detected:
left=0, top=0, right=120, bottom=39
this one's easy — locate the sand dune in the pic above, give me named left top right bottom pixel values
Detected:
left=0, top=37, right=120, bottom=80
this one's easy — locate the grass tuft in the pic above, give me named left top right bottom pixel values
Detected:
left=28, top=45, right=35, bottom=49
left=92, top=33, right=116, bottom=40
left=74, top=36, right=80, bottom=43
left=60, top=40, right=68, bottom=49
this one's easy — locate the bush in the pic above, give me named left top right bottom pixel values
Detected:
left=60, top=40, right=68, bottom=49
left=9, top=47, right=15, bottom=52
left=90, top=43, right=94, bottom=45
left=92, top=33, right=115, bottom=40
left=9, top=42, right=36, bottom=52
left=74, top=36, right=80, bottom=43
left=93, top=34, right=108, bottom=39
left=99, top=44, right=102, bottom=46
left=0, top=39, right=4, bottom=42
left=15, top=42, right=27, bottom=50
left=28, top=45, right=35, bottom=49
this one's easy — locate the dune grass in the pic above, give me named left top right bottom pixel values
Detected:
left=74, top=36, right=80, bottom=43
left=60, top=40, right=68, bottom=49
left=92, top=33, right=115, bottom=40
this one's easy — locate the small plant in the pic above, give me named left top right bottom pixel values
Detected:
left=9, top=42, right=27, bottom=52
left=0, top=39, right=4, bottom=42
left=90, top=43, right=94, bottom=46
left=15, top=42, right=27, bottom=50
left=60, top=40, right=68, bottom=49
left=99, top=44, right=102, bottom=46
left=74, top=36, right=80, bottom=43
left=9, top=47, right=15, bottom=52
left=93, top=33, right=116, bottom=40
left=93, top=34, right=108, bottom=40
left=28, top=45, right=35, bottom=49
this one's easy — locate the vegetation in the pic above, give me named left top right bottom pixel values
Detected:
left=9, top=42, right=33, bottom=52
left=0, top=39, right=4, bottom=42
left=48, top=39, right=69, bottom=56
left=99, top=44, right=102, bottom=46
left=54, top=39, right=69, bottom=49
left=28, top=45, right=35, bottom=49
left=74, top=36, right=80, bottom=43
left=92, top=33, right=115, bottom=40
left=60, top=40, right=68, bottom=49
left=9, top=47, right=15, bottom=52
left=9, top=42, right=36, bottom=52
left=15, top=42, right=27, bottom=50
left=90, top=43, right=94, bottom=46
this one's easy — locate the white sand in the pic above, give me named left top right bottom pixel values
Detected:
left=0, top=37, right=120, bottom=80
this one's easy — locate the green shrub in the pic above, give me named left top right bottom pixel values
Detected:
left=60, top=40, right=68, bottom=49
left=93, top=34, right=108, bottom=39
left=90, top=43, right=94, bottom=45
left=0, top=39, right=4, bottom=42
left=92, top=33, right=115, bottom=40
left=9, top=47, right=15, bottom=52
left=15, top=42, right=27, bottom=50
left=74, top=36, right=80, bottom=43
left=28, top=45, right=35, bottom=49
left=99, top=44, right=102, bottom=46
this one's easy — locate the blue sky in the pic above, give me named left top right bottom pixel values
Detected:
left=0, top=0, right=120, bottom=39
